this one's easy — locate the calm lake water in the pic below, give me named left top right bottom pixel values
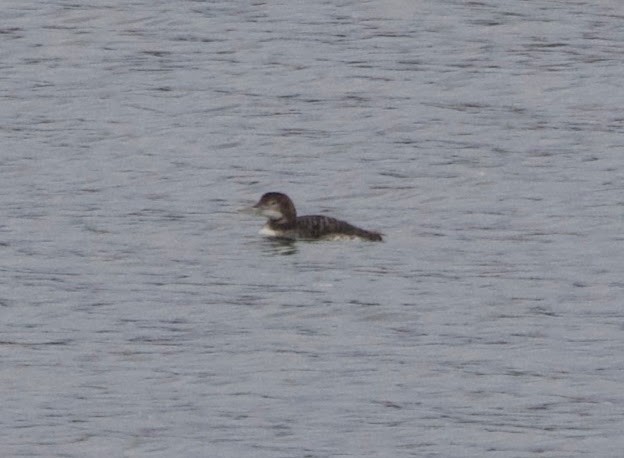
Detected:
left=1, top=0, right=623, bottom=456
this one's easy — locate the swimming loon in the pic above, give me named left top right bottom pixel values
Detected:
left=251, top=192, right=383, bottom=241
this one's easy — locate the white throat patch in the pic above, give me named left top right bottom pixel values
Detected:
left=258, top=208, right=283, bottom=220
left=259, top=225, right=280, bottom=237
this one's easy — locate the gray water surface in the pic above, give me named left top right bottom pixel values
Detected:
left=1, top=1, right=623, bottom=456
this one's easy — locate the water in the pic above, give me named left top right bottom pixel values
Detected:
left=1, top=0, right=623, bottom=456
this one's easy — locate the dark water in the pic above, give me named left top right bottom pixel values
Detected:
left=2, top=1, right=623, bottom=456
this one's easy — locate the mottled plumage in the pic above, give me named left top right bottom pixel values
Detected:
left=252, top=192, right=383, bottom=242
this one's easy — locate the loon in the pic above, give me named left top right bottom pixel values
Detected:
left=251, top=192, right=383, bottom=241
